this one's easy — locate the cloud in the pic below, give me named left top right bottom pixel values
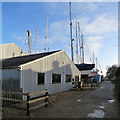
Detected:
left=40, top=12, right=117, bottom=64
left=68, top=14, right=117, bottom=37
left=85, top=36, right=103, bottom=56
left=12, top=12, right=117, bottom=62
left=47, top=14, right=116, bottom=56
left=83, top=14, right=117, bottom=34
left=87, top=3, right=98, bottom=11
left=49, top=20, right=69, bottom=38
left=72, top=2, right=98, bottom=14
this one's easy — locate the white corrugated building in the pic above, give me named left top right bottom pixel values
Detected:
left=0, top=43, right=27, bottom=59
left=0, top=50, right=81, bottom=94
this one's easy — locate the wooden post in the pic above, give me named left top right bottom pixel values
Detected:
left=6, top=92, right=8, bottom=106
left=45, top=90, right=48, bottom=108
left=81, top=79, right=83, bottom=90
left=27, top=93, right=30, bottom=115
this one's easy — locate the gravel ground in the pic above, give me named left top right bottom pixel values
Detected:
left=2, top=81, right=119, bottom=118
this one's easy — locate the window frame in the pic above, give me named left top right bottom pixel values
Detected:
left=37, top=72, right=45, bottom=85
left=52, top=73, right=61, bottom=84
left=65, top=74, right=72, bottom=83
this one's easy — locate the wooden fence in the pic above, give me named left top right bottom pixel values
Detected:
left=27, top=90, right=48, bottom=115
left=0, top=89, right=26, bottom=106
left=1, top=89, right=48, bottom=115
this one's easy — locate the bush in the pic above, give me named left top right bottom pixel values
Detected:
left=115, top=67, right=120, bottom=102
left=115, top=77, right=120, bottom=101
left=105, top=65, right=120, bottom=102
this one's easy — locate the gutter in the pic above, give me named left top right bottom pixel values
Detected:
left=0, top=66, right=22, bottom=70
left=0, top=66, right=18, bottom=69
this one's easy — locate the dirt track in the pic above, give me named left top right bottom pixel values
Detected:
left=2, top=81, right=119, bottom=118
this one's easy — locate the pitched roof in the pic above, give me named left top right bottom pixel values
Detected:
left=0, top=50, right=61, bottom=69
left=75, top=63, right=95, bottom=71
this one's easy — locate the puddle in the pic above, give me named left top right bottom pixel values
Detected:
left=77, top=99, right=81, bottom=102
left=108, top=99, right=114, bottom=103
left=100, top=87, right=104, bottom=89
left=88, top=109, right=105, bottom=118
left=99, top=106, right=105, bottom=109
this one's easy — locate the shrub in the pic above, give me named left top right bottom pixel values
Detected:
left=115, top=67, right=120, bottom=102
left=115, top=77, right=120, bottom=101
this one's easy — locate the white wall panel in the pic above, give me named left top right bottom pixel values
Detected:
left=21, top=51, right=81, bottom=94
left=1, top=68, right=20, bottom=90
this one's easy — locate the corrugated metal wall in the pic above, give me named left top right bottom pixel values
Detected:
left=0, top=43, right=27, bottom=59
left=1, top=68, right=20, bottom=90
left=21, top=51, right=81, bottom=94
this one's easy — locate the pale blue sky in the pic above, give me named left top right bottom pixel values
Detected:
left=2, top=2, right=118, bottom=75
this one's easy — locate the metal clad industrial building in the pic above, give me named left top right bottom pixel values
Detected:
left=0, top=43, right=27, bottom=59
left=1, top=50, right=81, bottom=94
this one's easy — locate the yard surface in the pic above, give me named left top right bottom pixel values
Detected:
left=2, top=81, right=119, bottom=118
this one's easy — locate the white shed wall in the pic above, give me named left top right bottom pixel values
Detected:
left=21, top=51, right=81, bottom=94
left=0, top=68, right=20, bottom=90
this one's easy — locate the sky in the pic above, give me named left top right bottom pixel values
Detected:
left=2, top=2, right=118, bottom=75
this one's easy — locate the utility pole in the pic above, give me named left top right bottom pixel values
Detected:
left=35, top=28, right=38, bottom=54
left=76, top=22, right=79, bottom=63
left=78, top=22, right=81, bottom=63
left=69, top=2, right=74, bottom=61
left=81, top=34, right=84, bottom=63
left=25, top=31, right=27, bottom=53
left=45, top=15, right=49, bottom=52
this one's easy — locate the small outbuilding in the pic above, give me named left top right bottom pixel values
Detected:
left=0, top=50, right=81, bottom=94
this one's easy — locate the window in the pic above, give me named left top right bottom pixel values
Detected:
left=52, top=73, right=61, bottom=84
left=38, top=73, right=44, bottom=85
left=66, top=74, right=72, bottom=82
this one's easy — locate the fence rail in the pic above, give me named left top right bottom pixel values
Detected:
left=1, top=89, right=24, bottom=106
left=1, top=89, right=48, bottom=115
left=27, top=90, right=48, bottom=115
